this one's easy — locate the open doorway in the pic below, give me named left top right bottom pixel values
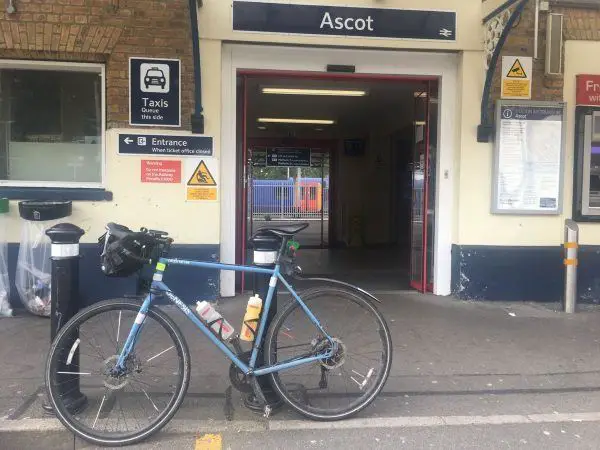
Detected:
left=236, top=71, right=439, bottom=293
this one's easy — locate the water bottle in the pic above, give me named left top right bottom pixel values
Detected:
left=240, top=294, right=263, bottom=342
left=196, top=301, right=235, bottom=340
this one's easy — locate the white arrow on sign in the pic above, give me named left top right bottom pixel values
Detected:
left=124, top=137, right=133, bottom=144
left=439, top=28, right=453, bottom=38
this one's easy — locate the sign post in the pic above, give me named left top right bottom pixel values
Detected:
left=129, top=57, right=181, bottom=127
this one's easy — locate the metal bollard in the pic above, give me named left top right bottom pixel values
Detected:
left=563, top=219, right=579, bottom=314
left=243, top=231, right=283, bottom=412
left=42, top=223, right=88, bottom=413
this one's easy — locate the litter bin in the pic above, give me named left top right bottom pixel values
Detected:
left=0, top=198, right=11, bottom=317
left=16, top=201, right=72, bottom=317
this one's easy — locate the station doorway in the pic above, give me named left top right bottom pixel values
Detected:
left=235, top=71, right=439, bottom=294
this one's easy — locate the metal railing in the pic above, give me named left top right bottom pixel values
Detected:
left=249, top=180, right=329, bottom=220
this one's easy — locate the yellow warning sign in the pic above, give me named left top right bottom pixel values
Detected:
left=506, top=59, right=527, bottom=78
left=501, top=56, right=532, bottom=99
left=187, top=187, right=217, bottom=201
left=187, top=160, right=216, bottom=186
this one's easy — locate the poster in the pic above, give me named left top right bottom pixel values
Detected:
left=492, top=101, right=565, bottom=215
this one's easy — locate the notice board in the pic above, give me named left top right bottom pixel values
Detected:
left=492, top=100, right=566, bottom=215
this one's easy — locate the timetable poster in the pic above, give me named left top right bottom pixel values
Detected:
left=493, top=102, right=565, bottom=214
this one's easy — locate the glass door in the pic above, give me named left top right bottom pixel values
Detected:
left=410, top=81, right=437, bottom=292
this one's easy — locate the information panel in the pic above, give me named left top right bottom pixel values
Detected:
left=492, top=101, right=566, bottom=215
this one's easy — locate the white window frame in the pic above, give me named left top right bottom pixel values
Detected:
left=0, top=59, right=106, bottom=189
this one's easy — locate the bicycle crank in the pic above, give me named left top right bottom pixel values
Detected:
left=229, top=351, right=254, bottom=393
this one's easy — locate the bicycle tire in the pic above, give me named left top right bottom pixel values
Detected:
left=265, top=286, right=392, bottom=421
left=45, top=299, right=191, bottom=447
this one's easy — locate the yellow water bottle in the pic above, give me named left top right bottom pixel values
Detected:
left=240, top=294, right=263, bottom=342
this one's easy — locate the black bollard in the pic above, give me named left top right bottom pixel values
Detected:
left=243, top=231, right=284, bottom=412
left=42, top=223, right=88, bottom=414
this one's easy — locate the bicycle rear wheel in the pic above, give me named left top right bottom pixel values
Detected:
left=45, top=299, right=190, bottom=447
left=265, top=287, right=392, bottom=420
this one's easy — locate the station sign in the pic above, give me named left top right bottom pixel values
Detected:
left=129, top=57, right=181, bottom=127
left=576, top=75, right=600, bottom=106
left=266, top=148, right=311, bottom=167
left=233, top=1, right=456, bottom=42
left=119, top=133, right=213, bottom=157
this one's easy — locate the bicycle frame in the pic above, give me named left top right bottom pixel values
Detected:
left=117, top=257, right=334, bottom=377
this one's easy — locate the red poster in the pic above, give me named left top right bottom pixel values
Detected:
left=141, top=160, right=181, bottom=183
left=576, top=75, right=600, bottom=106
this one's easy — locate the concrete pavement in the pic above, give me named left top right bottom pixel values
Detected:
left=2, top=292, right=600, bottom=448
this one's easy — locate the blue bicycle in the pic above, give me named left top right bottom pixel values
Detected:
left=45, top=222, right=392, bottom=446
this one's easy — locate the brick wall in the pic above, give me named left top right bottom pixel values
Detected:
left=0, top=0, right=195, bottom=129
left=491, top=1, right=600, bottom=108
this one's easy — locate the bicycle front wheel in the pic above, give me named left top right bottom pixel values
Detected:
left=265, top=287, right=392, bottom=420
left=45, top=299, right=190, bottom=447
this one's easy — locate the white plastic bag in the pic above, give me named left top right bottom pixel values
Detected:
left=16, top=220, right=53, bottom=317
left=0, top=206, right=12, bottom=317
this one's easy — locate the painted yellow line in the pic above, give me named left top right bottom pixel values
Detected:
left=195, top=433, right=222, bottom=450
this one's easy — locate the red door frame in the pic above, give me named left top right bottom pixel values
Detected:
left=409, top=80, right=435, bottom=293
left=237, top=69, right=437, bottom=294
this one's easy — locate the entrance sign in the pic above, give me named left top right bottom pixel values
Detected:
left=232, top=1, right=457, bottom=42
left=492, top=101, right=566, bottom=215
left=185, top=158, right=219, bottom=201
left=130, top=57, right=181, bottom=127
left=266, top=148, right=311, bottom=167
left=576, top=75, right=600, bottom=106
left=501, top=56, right=532, bottom=99
left=119, top=133, right=213, bottom=157
left=141, top=160, right=181, bottom=184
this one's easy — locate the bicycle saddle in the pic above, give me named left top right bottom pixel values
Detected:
left=254, top=222, right=309, bottom=239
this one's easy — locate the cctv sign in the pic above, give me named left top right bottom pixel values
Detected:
left=129, top=57, right=181, bottom=127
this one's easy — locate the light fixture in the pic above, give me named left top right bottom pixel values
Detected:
left=257, top=126, right=267, bottom=130
left=261, top=87, right=367, bottom=97
left=414, top=91, right=428, bottom=98
left=257, top=118, right=335, bottom=125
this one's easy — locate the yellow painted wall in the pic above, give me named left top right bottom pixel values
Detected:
left=564, top=40, right=600, bottom=245
left=454, top=50, right=566, bottom=247
left=199, top=0, right=483, bottom=52
left=4, top=43, right=223, bottom=246
left=454, top=40, right=600, bottom=247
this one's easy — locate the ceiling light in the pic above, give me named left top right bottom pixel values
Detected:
left=257, top=126, right=267, bottom=130
left=258, top=118, right=335, bottom=125
left=261, top=87, right=367, bottom=96
left=414, top=91, right=428, bottom=98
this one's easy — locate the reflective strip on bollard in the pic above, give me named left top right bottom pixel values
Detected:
left=51, top=243, right=80, bottom=258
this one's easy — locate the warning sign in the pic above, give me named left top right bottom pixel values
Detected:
left=506, top=59, right=527, bottom=78
left=501, top=56, right=532, bottom=100
left=185, top=158, right=219, bottom=201
left=141, top=159, right=181, bottom=183
left=187, top=160, right=216, bottom=186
